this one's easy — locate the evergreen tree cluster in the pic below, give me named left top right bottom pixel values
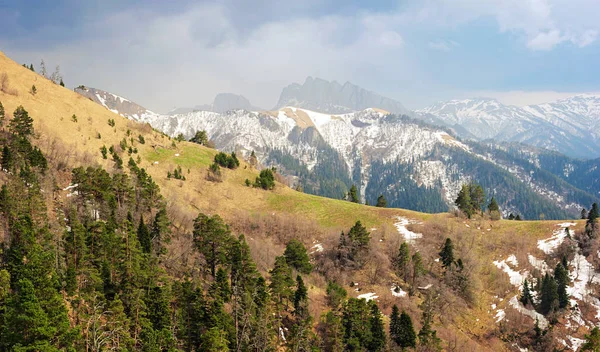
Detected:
left=395, top=242, right=426, bottom=292
left=214, top=151, right=240, bottom=169
left=454, top=183, right=485, bottom=218
left=519, top=260, right=570, bottom=317
left=189, top=130, right=208, bottom=146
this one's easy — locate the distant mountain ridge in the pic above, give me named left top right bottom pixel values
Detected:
left=418, top=95, right=600, bottom=159
left=275, top=77, right=409, bottom=115
left=168, top=93, right=263, bottom=115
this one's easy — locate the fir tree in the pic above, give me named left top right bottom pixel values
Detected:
left=392, top=307, right=417, bottom=350
left=396, top=242, right=411, bottom=282
left=520, top=279, right=533, bottom=307
left=540, top=273, right=559, bottom=315
left=488, top=196, right=499, bottom=212
left=269, top=256, right=294, bottom=306
left=190, top=130, right=208, bottom=145
left=1, top=146, right=13, bottom=171
left=137, top=215, right=152, bottom=253
left=284, top=239, right=313, bottom=274
left=455, top=184, right=473, bottom=217
left=439, top=238, right=455, bottom=269
left=581, top=208, right=588, bottom=220
left=193, top=213, right=231, bottom=277
left=411, top=251, right=425, bottom=289
left=59, top=79, right=65, bottom=87
left=368, top=301, right=386, bottom=352
left=376, top=194, right=387, bottom=207
left=9, top=105, right=34, bottom=137
left=581, top=326, right=600, bottom=351
left=554, top=262, right=569, bottom=309
left=348, top=184, right=359, bottom=203
left=0, top=100, right=4, bottom=128
left=469, top=183, right=485, bottom=214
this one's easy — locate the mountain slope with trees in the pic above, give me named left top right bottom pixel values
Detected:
left=3, top=51, right=600, bottom=351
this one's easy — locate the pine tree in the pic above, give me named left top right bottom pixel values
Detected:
left=376, top=194, right=387, bottom=207
left=347, top=220, right=370, bottom=253
left=540, top=273, right=559, bottom=315
left=322, top=311, right=344, bottom=352
left=59, top=79, right=65, bottom=87
left=193, top=213, right=231, bottom=277
left=455, top=184, right=473, bottom=217
left=396, top=309, right=417, bottom=350
left=1, top=146, right=13, bottom=171
left=389, top=305, right=401, bottom=347
left=396, top=242, right=411, bottom=282
left=348, top=184, right=359, bottom=203
left=487, top=197, right=499, bottom=212
left=9, top=105, right=34, bottom=137
left=469, top=183, right=485, bottom=215
left=269, top=255, right=294, bottom=306
left=0, top=100, right=4, bottom=128
left=581, top=208, right=588, bottom=219
left=190, top=130, right=208, bottom=145
left=368, top=301, right=386, bottom=351
left=589, top=203, right=599, bottom=223
left=137, top=215, right=151, bottom=253
left=581, top=326, right=600, bottom=351
left=554, top=262, right=569, bottom=309
left=520, top=279, right=533, bottom=307
left=284, top=239, right=313, bottom=274
left=439, top=238, right=455, bottom=269
left=411, top=252, right=425, bottom=289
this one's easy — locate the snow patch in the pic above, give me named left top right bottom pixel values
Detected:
left=394, top=217, right=422, bottom=243
left=537, top=223, right=574, bottom=254
left=495, top=309, right=506, bottom=323
left=391, top=286, right=407, bottom=297
left=509, top=296, right=548, bottom=329
left=357, top=292, right=378, bottom=301
left=494, top=255, right=527, bottom=287
left=528, top=254, right=549, bottom=273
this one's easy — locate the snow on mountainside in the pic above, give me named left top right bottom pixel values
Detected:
left=275, top=77, right=409, bottom=115
left=75, top=87, right=598, bottom=218
left=418, top=95, right=600, bottom=159
left=74, top=86, right=161, bottom=122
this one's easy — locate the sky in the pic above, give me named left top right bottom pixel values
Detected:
left=1, top=0, right=599, bottom=113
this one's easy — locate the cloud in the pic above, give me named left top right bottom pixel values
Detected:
left=527, top=30, right=565, bottom=50
left=0, top=0, right=598, bottom=112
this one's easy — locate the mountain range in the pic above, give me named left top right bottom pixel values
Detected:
left=75, top=83, right=600, bottom=220
left=417, top=95, right=600, bottom=159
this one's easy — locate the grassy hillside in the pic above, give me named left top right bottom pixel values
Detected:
left=0, top=51, right=596, bottom=351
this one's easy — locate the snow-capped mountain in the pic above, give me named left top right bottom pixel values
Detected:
left=275, top=77, right=409, bottom=115
left=74, top=86, right=161, bottom=122
left=76, top=85, right=600, bottom=219
left=418, top=95, right=600, bottom=159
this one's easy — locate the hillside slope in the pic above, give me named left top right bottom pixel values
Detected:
left=2, top=51, right=600, bottom=351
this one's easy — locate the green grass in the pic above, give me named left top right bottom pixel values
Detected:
left=145, top=144, right=215, bottom=169
left=266, top=190, right=403, bottom=228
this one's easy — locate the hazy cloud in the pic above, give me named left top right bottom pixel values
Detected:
left=0, top=0, right=598, bottom=112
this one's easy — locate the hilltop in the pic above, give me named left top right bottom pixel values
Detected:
left=1, top=51, right=600, bottom=351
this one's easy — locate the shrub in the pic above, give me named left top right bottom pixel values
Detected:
left=138, top=134, right=145, bottom=144
left=254, top=168, right=275, bottom=190
left=71, top=114, right=77, bottom=122
left=108, top=118, right=115, bottom=127
left=207, top=162, right=222, bottom=182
